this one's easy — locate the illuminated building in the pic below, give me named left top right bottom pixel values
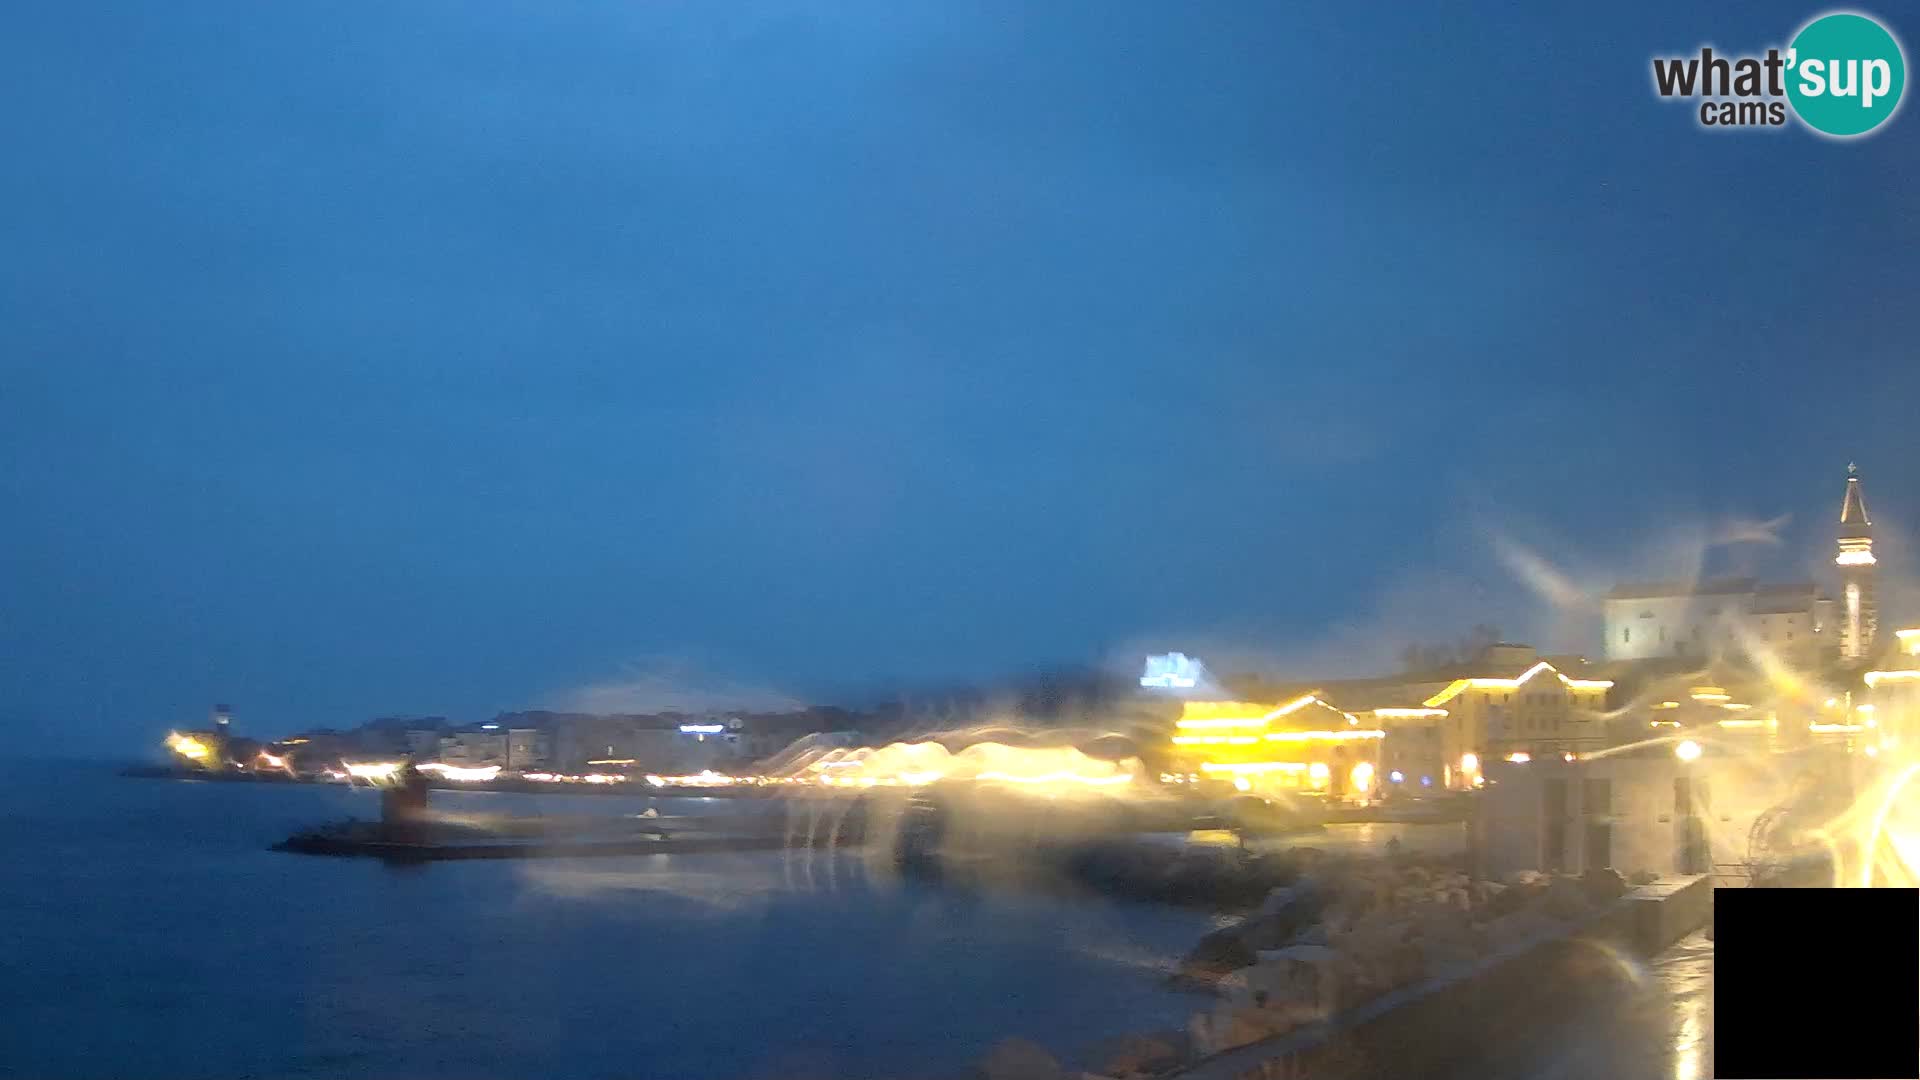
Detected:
left=788, top=740, right=1135, bottom=791
left=1417, top=647, right=1611, bottom=785
left=1863, top=628, right=1920, bottom=759
left=1170, top=694, right=1383, bottom=801
left=1603, top=579, right=1832, bottom=664
left=1369, top=707, right=1448, bottom=794
left=1264, top=644, right=1611, bottom=792
left=437, top=727, right=509, bottom=766
left=1600, top=466, right=1896, bottom=667
left=1837, top=463, right=1877, bottom=663
left=164, top=705, right=247, bottom=769
left=1140, top=652, right=1206, bottom=690
left=1621, top=672, right=1783, bottom=750
left=539, top=710, right=846, bottom=774
left=165, top=731, right=217, bottom=768
left=547, top=716, right=715, bottom=773
left=426, top=725, right=548, bottom=769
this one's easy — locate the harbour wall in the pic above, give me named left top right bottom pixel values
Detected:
left=1170, top=876, right=1712, bottom=1080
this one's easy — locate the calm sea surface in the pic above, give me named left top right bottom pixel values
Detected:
left=0, top=762, right=1219, bottom=1080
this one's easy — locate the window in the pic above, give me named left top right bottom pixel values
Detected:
left=1659, top=626, right=1666, bottom=642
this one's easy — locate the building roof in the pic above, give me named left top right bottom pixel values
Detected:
left=1751, top=582, right=1826, bottom=614
left=1421, top=660, right=1613, bottom=708
left=1841, top=468, right=1871, bottom=527
left=1606, top=578, right=1756, bottom=601
left=1840, top=467, right=1873, bottom=546
left=1290, top=653, right=1607, bottom=712
left=1607, top=578, right=1826, bottom=612
left=1319, top=682, right=1448, bottom=711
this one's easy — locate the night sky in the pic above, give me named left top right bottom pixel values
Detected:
left=4, top=3, right=1917, bottom=749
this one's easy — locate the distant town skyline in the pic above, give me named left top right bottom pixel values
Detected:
left=4, top=2, right=1918, bottom=750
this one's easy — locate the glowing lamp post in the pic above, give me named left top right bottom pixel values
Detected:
left=1459, top=752, right=1482, bottom=789
left=1672, top=739, right=1707, bottom=873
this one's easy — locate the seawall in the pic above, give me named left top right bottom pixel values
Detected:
left=1168, top=876, right=1712, bottom=1080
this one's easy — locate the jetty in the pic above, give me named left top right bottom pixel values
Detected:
left=271, top=764, right=865, bottom=862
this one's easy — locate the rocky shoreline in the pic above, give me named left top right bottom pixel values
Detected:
left=958, top=851, right=1651, bottom=1080
left=1050, top=836, right=1318, bottom=909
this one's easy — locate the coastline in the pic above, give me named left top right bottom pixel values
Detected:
left=118, top=763, right=767, bottom=799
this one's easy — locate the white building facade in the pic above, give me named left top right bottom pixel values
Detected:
left=1602, top=468, right=1886, bottom=666
left=1603, top=579, right=1833, bottom=663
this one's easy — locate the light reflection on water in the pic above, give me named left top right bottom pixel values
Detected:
left=0, top=762, right=1218, bottom=1080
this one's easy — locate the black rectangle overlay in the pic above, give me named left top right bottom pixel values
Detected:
left=1716, top=888, right=1918, bottom=1079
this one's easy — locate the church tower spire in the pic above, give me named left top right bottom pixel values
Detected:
left=1837, top=463, right=1877, bottom=662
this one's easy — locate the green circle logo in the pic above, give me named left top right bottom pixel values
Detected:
left=1787, top=13, right=1906, bottom=137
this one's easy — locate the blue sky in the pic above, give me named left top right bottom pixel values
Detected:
left=3, top=3, right=1917, bottom=747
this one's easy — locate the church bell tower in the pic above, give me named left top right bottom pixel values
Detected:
left=1837, top=463, right=1877, bottom=663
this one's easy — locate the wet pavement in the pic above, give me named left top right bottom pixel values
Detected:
left=1433, top=931, right=1715, bottom=1080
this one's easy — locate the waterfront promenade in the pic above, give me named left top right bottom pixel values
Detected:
left=1431, top=930, right=1714, bottom=1080
left=1144, top=821, right=1469, bottom=859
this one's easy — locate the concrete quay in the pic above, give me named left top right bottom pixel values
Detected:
left=1164, top=877, right=1711, bottom=1080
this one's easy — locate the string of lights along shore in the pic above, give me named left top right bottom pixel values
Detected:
left=138, top=457, right=1920, bottom=1076
left=163, top=465, right=1912, bottom=825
